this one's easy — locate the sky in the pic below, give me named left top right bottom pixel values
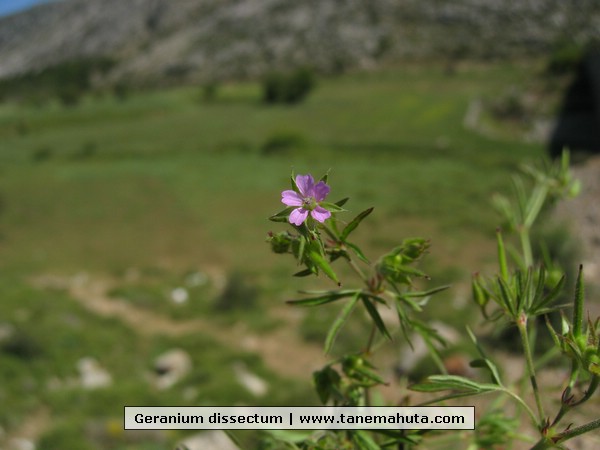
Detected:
left=0, top=0, right=56, bottom=17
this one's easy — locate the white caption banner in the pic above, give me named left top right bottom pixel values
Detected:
left=125, top=406, right=475, bottom=430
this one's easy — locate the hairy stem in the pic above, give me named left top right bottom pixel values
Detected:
left=517, top=316, right=545, bottom=426
left=554, top=417, right=600, bottom=444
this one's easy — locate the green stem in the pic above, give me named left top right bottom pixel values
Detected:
left=517, top=315, right=545, bottom=426
left=347, top=255, right=368, bottom=283
left=500, top=388, right=539, bottom=426
left=554, top=417, right=600, bottom=445
left=519, top=227, right=533, bottom=269
left=365, top=322, right=377, bottom=353
left=572, top=264, right=584, bottom=340
left=571, top=374, right=599, bottom=407
left=550, top=362, right=579, bottom=427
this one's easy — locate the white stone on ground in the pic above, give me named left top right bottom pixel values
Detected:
left=153, top=348, right=192, bottom=389
left=77, top=357, right=112, bottom=389
left=232, top=361, right=269, bottom=397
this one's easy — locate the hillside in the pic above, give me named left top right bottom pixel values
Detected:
left=1, top=0, right=599, bottom=84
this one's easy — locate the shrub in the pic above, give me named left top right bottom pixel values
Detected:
left=201, top=80, right=219, bottom=102
left=260, top=130, right=307, bottom=156
left=213, top=271, right=257, bottom=312
left=0, top=57, right=115, bottom=105
left=32, top=146, right=54, bottom=163
left=113, top=82, right=130, bottom=101
left=546, top=40, right=586, bottom=75
left=261, top=68, right=315, bottom=104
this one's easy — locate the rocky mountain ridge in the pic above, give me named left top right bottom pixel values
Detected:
left=1, top=0, right=599, bottom=83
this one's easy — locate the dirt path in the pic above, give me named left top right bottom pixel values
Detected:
left=2, top=407, right=50, bottom=450
left=31, top=274, right=327, bottom=380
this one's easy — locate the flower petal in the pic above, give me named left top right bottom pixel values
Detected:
left=281, top=190, right=304, bottom=206
left=289, top=208, right=309, bottom=226
left=311, top=206, right=331, bottom=223
left=312, top=181, right=330, bottom=202
left=295, top=174, right=314, bottom=197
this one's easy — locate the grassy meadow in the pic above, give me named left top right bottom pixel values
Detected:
left=0, top=61, right=554, bottom=448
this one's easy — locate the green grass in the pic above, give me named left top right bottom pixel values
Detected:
left=0, top=62, right=544, bottom=275
left=0, top=61, right=551, bottom=448
left=0, top=275, right=312, bottom=449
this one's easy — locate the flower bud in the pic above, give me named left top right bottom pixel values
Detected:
left=268, top=231, right=292, bottom=254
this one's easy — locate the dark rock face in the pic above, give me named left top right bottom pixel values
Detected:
left=550, top=48, right=600, bottom=158
left=1, top=0, right=599, bottom=83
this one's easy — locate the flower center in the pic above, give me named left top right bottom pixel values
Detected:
left=303, top=196, right=317, bottom=210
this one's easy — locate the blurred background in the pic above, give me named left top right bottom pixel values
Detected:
left=0, top=0, right=599, bottom=448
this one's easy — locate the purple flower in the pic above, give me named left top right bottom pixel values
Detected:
left=281, top=174, right=331, bottom=226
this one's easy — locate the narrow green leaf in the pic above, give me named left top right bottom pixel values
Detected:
left=496, top=229, right=509, bottom=282
left=531, top=274, right=565, bottom=314
left=469, top=359, right=503, bottom=386
left=319, top=201, right=346, bottom=213
left=472, top=275, right=490, bottom=316
left=373, top=430, right=421, bottom=445
left=319, top=170, right=330, bottom=184
left=324, top=292, right=360, bottom=354
left=531, top=265, right=547, bottom=310
left=512, top=175, right=527, bottom=222
left=524, top=184, right=548, bottom=228
left=466, top=326, right=502, bottom=385
left=544, top=315, right=562, bottom=348
left=297, top=235, right=306, bottom=264
left=412, top=318, right=446, bottom=347
left=353, top=363, right=387, bottom=386
left=321, top=225, right=339, bottom=242
left=287, top=290, right=358, bottom=306
left=395, top=301, right=413, bottom=347
left=393, top=293, right=422, bottom=312
left=269, top=206, right=295, bottom=222
left=515, top=268, right=532, bottom=313
left=497, top=276, right=516, bottom=317
left=403, top=285, right=451, bottom=298
left=346, top=242, right=370, bottom=264
left=334, top=197, right=349, bottom=207
left=361, top=292, right=388, bottom=305
left=361, top=296, right=391, bottom=340
left=308, top=250, right=339, bottom=284
left=353, top=430, right=380, bottom=450
left=410, top=375, right=500, bottom=394
left=298, top=289, right=359, bottom=296
left=341, top=207, right=374, bottom=241
left=293, top=268, right=315, bottom=277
